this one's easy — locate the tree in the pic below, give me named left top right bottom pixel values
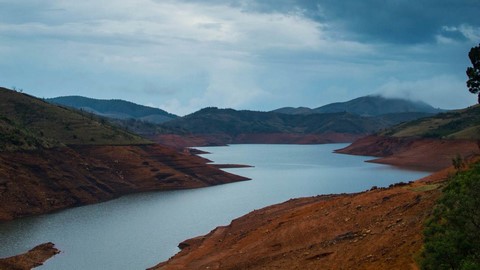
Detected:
left=466, top=44, right=480, bottom=103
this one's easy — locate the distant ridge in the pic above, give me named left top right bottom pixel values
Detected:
left=47, top=96, right=178, bottom=124
left=272, top=95, right=443, bottom=116
left=158, top=107, right=435, bottom=141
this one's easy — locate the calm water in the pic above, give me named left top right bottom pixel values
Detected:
left=0, top=144, right=429, bottom=270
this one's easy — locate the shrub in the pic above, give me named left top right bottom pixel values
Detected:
left=421, top=163, right=480, bottom=269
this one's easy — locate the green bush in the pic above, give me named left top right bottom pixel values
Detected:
left=421, top=163, right=480, bottom=269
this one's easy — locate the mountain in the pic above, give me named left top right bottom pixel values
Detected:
left=153, top=107, right=435, bottom=146
left=272, top=95, right=443, bottom=116
left=46, top=96, right=178, bottom=124
left=0, top=87, right=246, bottom=221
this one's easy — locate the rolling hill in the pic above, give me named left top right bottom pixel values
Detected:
left=272, top=95, right=443, bottom=116
left=0, top=87, right=246, bottom=221
left=47, top=96, right=178, bottom=124
left=0, top=88, right=149, bottom=150
left=153, top=107, right=435, bottom=146
left=163, top=107, right=434, bottom=135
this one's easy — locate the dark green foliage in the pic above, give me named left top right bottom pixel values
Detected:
left=160, top=107, right=433, bottom=136
left=421, top=163, right=480, bottom=269
left=466, top=44, right=480, bottom=103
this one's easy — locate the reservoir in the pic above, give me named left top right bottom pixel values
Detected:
left=0, top=144, right=430, bottom=269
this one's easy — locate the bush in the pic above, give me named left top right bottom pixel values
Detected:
left=421, top=163, right=480, bottom=269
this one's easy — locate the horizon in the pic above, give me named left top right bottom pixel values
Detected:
left=1, top=1, right=479, bottom=115
left=42, top=92, right=445, bottom=116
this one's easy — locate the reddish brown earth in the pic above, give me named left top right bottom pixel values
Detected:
left=0, top=242, right=60, bottom=270
left=0, top=144, right=247, bottom=221
left=151, top=133, right=364, bottom=149
left=151, top=167, right=452, bottom=270
left=335, top=135, right=480, bottom=171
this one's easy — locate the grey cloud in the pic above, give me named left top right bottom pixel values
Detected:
left=315, top=0, right=479, bottom=44
left=179, top=0, right=480, bottom=45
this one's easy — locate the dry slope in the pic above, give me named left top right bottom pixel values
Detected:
left=151, top=168, right=452, bottom=270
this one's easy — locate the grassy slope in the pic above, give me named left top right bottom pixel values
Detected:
left=382, top=105, right=480, bottom=140
left=0, top=87, right=150, bottom=150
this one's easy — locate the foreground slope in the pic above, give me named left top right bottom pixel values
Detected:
left=152, top=168, right=450, bottom=270
left=0, top=88, right=246, bottom=221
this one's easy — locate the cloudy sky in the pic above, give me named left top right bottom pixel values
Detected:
left=1, top=0, right=479, bottom=115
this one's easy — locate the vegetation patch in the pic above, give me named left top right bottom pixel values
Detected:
left=420, top=163, right=480, bottom=269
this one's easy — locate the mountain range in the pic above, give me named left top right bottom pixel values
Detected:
left=47, top=94, right=444, bottom=146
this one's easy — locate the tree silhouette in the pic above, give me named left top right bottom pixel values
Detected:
left=466, top=44, right=480, bottom=103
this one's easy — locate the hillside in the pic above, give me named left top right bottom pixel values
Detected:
left=151, top=167, right=450, bottom=270
left=47, top=96, right=178, bottom=124
left=0, top=88, right=247, bottom=221
left=153, top=107, right=434, bottom=146
left=381, top=104, right=480, bottom=139
left=273, top=95, right=443, bottom=116
left=0, top=88, right=149, bottom=149
left=336, top=105, right=480, bottom=171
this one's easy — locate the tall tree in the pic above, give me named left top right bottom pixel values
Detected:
left=466, top=44, right=480, bottom=103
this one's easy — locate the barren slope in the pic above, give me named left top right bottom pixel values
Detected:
left=151, top=169, right=451, bottom=270
left=335, top=135, right=479, bottom=171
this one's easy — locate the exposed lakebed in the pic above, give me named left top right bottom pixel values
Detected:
left=0, top=144, right=429, bottom=269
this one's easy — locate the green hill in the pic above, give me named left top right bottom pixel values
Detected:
left=381, top=105, right=480, bottom=139
left=161, top=107, right=434, bottom=136
left=47, top=96, right=178, bottom=124
left=0, top=87, right=149, bottom=150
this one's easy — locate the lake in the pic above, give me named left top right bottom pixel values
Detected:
left=0, top=144, right=430, bottom=270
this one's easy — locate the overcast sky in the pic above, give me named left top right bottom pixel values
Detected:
left=1, top=0, right=479, bottom=115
